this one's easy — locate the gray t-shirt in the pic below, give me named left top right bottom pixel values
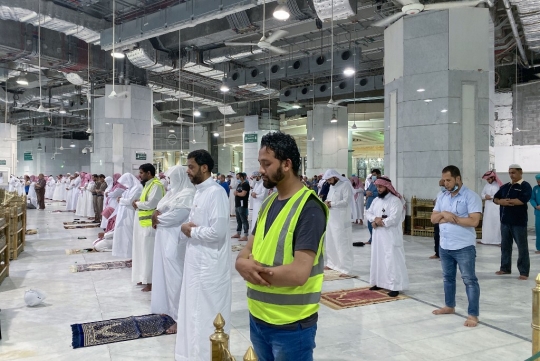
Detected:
left=252, top=194, right=326, bottom=255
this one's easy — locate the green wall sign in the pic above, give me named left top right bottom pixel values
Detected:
left=24, top=152, right=33, bottom=161
left=136, top=152, right=147, bottom=161
left=0, top=160, right=6, bottom=166
left=244, top=133, right=258, bottom=143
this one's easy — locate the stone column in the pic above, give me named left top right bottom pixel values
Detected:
left=306, top=104, right=349, bottom=176
left=383, top=8, right=494, bottom=200
left=242, top=115, right=280, bottom=176
left=0, top=123, right=17, bottom=183
left=218, top=146, right=233, bottom=175
left=92, top=84, right=153, bottom=175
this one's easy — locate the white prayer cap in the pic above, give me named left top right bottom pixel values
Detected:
left=24, top=289, right=47, bottom=306
left=509, top=164, right=522, bottom=169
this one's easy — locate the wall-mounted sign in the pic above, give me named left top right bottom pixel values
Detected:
left=244, top=133, right=258, bottom=143
left=24, top=152, right=33, bottom=161
left=0, top=160, right=6, bottom=166
left=136, top=152, right=147, bottom=161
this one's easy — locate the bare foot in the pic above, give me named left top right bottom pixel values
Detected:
left=432, top=306, right=455, bottom=315
left=324, top=266, right=332, bottom=271
left=339, top=274, right=350, bottom=278
left=231, top=234, right=240, bottom=239
left=166, top=323, right=177, bottom=334
left=535, top=251, right=540, bottom=254
left=464, top=315, right=478, bottom=327
left=136, top=282, right=143, bottom=285
left=518, top=275, right=528, bottom=280
left=141, top=284, right=152, bottom=292
left=429, top=254, right=439, bottom=259
left=239, top=236, right=248, bottom=242
left=495, top=271, right=511, bottom=275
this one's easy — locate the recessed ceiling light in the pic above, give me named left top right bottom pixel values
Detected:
left=452, top=121, right=458, bottom=124
left=417, top=88, right=425, bottom=92
left=169, top=129, right=175, bottom=133
left=225, top=121, right=231, bottom=127
left=343, top=67, right=355, bottom=77
left=213, top=132, right=219, bottom=137
left=193, top=109, right=201, bottom=117
left=441, top=109, right=448, bottom=113
left=111, top=51, right=125, bottom=59
left=292, top=103, right=301, bottom=109
left=424, top=99, right=432, bottom=103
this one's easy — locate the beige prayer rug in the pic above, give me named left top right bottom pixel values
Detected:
left=70, top=260, right=132, bottom=273
left=320, top=286, right=408, bottom=310
left=323, top=270, right=358, bottom=282
left=64, top=221, right=99, bottom=225
left=66, top=248, right=96, bottom=255
left=232, top=244, right=245, bottom=252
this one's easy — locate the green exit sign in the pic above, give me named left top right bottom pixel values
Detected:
left=244, top=133, right=258, bottom=143
left=136, top=152, right=147, bottom=161
left=24, top=152, right=33, bottom=161
left=0, top=160, right=6, bottom=166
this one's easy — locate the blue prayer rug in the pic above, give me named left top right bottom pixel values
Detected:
left=71, top=314, right=175, bottom=348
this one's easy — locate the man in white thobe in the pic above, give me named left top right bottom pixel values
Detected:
left=177, top=150, right=231, bottom=361
left=66, top=173, right=80, bottom=211
left=112, top=173, right=142, bottom=259
left=249, top=171, right=266, bottom=233
left=8, top=175, right=17, bottom=192
left=367, top=176, right=409, bottom=297
left=229, top=172, right=238, bottom=216
left=480, top=170, right=502, bottom=245
left=132, top=164, right=165, bottom=292
left=151, top=166, right=195, bottom=334
left=323, top=169, right=354, bottom=275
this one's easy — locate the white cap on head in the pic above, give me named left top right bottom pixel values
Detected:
left=509, top=164, right=522, bottom=169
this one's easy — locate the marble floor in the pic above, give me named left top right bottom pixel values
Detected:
left=0, top=202, right=535, bottom=360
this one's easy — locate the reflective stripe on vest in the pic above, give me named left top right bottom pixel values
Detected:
left=246, top=187, right=328, bottom=325
left=138, top=178, right=165, bottom=227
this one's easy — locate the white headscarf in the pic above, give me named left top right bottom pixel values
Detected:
left=323, top=169, right=356, bottom=207
left=104, top=176, right=114, bottom=193
left=157, top=166, right=195, bottom=211
left=117, top=173, right=142, bottom=200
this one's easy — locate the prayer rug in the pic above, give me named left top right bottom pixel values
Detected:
left=25, top=229, right=38, bottom=235
left=323, top=270, right=358, bottom=282
left=64, top=224, right=100, bottom=229
left=64, top=221, right=99, bottom=225
left=320, top=286, right=408, bottom=310
left=71, top=314, right=175, bottom=348
left=232, top=244, right=245, bottom=252
left=65, top=248, right=96, bottom=255
left=52, top=210, right=72, bottom=213
left=70, top=260, right=132, bottom=273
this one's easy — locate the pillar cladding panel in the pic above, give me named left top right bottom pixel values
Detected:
left=384, top=18, right=404, bottom=85
left=306, top=105, right=348, bottom=176
left=403, top=32, right=449, bottom=77
left=403, top=9, right=448, bottom=40
left=402, top=71, right=449, bottom=102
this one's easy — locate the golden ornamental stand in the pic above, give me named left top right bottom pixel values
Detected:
left=210, top=314, right=258, bottom=361
left=533, top=274, right=540, bottom=356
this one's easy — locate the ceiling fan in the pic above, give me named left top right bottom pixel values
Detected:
left=224, top=0, right=289, bottom=55
left=372, top=0, right=488, bottom=28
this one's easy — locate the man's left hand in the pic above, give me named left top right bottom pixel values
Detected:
left=181, top=222, right=197, bottom=238
left=132, top=200, right=139, bottom=209
left=325, top=201, right=331, bottom=208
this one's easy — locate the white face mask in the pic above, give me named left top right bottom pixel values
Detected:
left=371, top=176, right=377, bottom=181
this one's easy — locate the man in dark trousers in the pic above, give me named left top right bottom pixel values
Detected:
left=232, top=172, right=250, bottom=241
left=493, top=164, right=533, bottom=280
left=34, top=174, right=46, bottom=210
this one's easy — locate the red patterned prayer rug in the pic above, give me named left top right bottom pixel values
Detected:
left=320, top=286, right=408, bottom=310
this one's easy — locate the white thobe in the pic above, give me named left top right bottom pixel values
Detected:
left=75, top=185, right=87, bottom=216
left=325, top=181, right=354, bottom=274
left=132, top=183, right=164, bottom=284
left=101, top=187, right=124, bottom=228
left=366, top=193, right=409, bottom=291
left=112, top=188, right=142, bottom=258
left=46, top=179, right=55, bottom=199
left=229, top=178, right=238, bottom=216
left=249, top=180, right=267, bottom=233
left=28, top=183, right=38, bottom=208
left=8, top=177, right=16, bottom=192
left=160, top=178, right=169, bottom=192
left=84, top=182, right=95, bottom=217
left=151, top=207, right=190, bottom=321
left=353, top=188, right=365, bottom=221
left=93, top=230, right=114, bottom=252
left=70, top=177, right=81, bottom=210
left=481, top=183, right=501, bottom=245
left=52, top=179, right=63, bottom=201
left=175, top=177, right=231, bottom=361
left=66, top=179, right=76, bottom=210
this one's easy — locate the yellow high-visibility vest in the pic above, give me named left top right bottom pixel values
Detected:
left=246, top=187, right=328, bottom=325
left=138, top=177, right=165, bottom=227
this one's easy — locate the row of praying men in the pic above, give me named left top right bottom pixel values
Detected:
left=59, top=154, right=231, bottom=361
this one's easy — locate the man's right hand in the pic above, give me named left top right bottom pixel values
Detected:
left=536, top=205, right=540, bottom=211
left=366, top=191, right=373, bottom=197
left=235, top=256, right=273, bottom=287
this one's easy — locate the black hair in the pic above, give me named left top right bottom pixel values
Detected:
left=92, top=174, right=98, bottom=178
left=139, top=163, right=156, bottom=177
left=187, top=149, right=214, bottom=173
left=260, top=131, right=300, bottom=176
left=442, top=165, right=461, bottom=179
left=99, top=174, right=106, bottom=179
left=371, top=169, right=381, bottom=176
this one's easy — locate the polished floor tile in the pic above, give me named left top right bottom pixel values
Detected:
left=0, top=203, right=533, bottom=360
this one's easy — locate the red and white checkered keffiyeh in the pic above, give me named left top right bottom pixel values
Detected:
left=374, top=176, right=402, bottom=200
left=482, top=170, right=503, bottom=187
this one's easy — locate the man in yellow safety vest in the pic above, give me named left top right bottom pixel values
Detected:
left=235, top=132, right=328, bottom=361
